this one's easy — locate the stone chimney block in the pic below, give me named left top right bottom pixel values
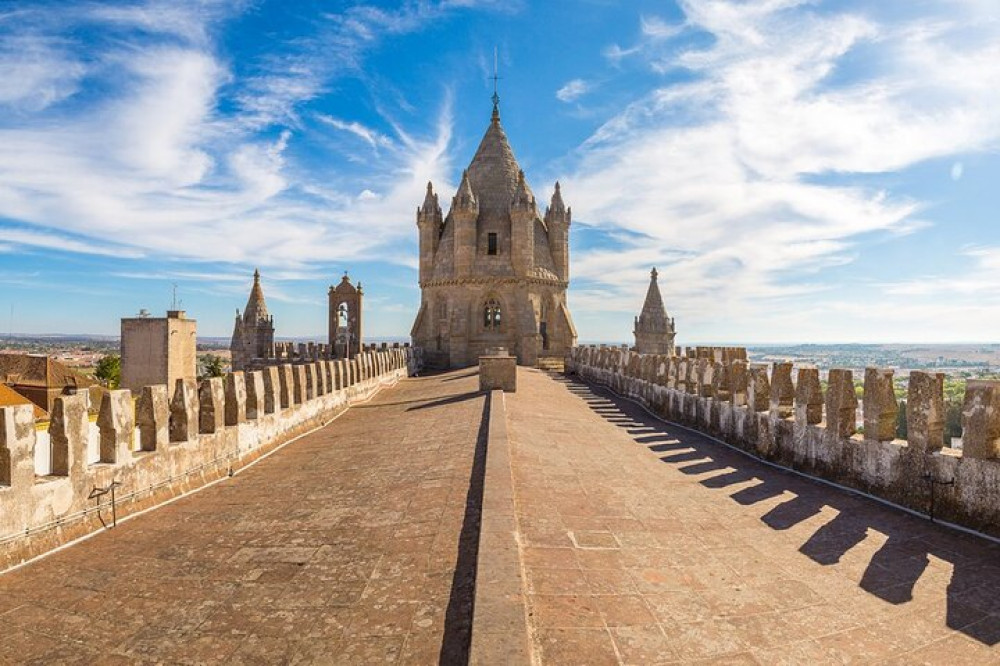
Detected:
left=246, top=371, right=265, bottom=420
left=169, top=379, right=199, bottom=442
left=50, top=393, right=89, bottom=476
left=1, top=404, right=36, bottom=489
left=98, top=389, right=134, bottom=464
left=314, top=362, right=326, bottom=396
left=198, top=378, right=226, bottom=434
left=825, top=369, right=857, bottom=439
left=224, top=372, right=247, bottom=426
left=303, top=364, right=315, bottom=401
left=136, top=385, right=169, bottom=452
left=770, top=362, right=795, bottom=419
left=962, top=380, right=1000, bottom=459
left=278, top=364, right=294, bottom=409
left=907, top=371, right=944, bottom=452
left=794, top=367, right=823, bottom=426
left=293, top=365, right=307, bottom=404
left=748, top=364, right=770, bottom=412
left=698, top=359, right=715, bottom=398
left=262, top=366, right=280, bottom=414
left=729, top=361, right=748, bottom=407
left=863, top=368, right=897, bottom=442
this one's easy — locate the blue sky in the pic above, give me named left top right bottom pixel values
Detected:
left=1, top=0, right=999, bottom=344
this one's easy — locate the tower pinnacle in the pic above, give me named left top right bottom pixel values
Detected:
left=491, top=46, right=501, bottom=123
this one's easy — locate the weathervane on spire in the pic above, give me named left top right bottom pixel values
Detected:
left=491, top=46, right=501, bottom=120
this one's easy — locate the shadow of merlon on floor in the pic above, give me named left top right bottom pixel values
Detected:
left=561, top=373, right=1000, bottom=647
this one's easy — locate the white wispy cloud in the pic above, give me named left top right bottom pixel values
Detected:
left=317, top=115, right=393, bottom=149
left=563, top=0, right=1000, bottom=341
left=0, top=0, right=472, bottom=269
left=556, top=79, right=592, bottom=103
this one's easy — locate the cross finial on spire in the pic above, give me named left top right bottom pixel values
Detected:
left=491, top=46, right=501, bottom=122
left=651, top=267, right=658, bottom=281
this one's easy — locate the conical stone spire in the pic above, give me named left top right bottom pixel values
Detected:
left=465, top=108, right=529, bottom=221
left=634, top=267, right=676, bottom=355
left=638, top=268, right=669, bottom=328
left=243, top=269, right=269, bottom=323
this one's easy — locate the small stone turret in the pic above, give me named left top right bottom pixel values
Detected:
left=545, top=182, right=571, bottom=283
left=510, top=170, right=535, bottom=275
left=230, top=270, right=276, bottom=372
left=633, top=267, right=676, bottom=355
left=453, top=170, right=478, bottom=277
left=416, top=181, right=442, bottom=285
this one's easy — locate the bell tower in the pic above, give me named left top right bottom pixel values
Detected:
left=329, top=273, right=363, bottom=358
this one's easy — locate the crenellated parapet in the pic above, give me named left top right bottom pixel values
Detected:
left=567, top=345, right=1000, bottom=539
left=0, top=346, right=423, bottom=572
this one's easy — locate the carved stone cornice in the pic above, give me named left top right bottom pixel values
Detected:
left=420, top=276, right=568, bottom=289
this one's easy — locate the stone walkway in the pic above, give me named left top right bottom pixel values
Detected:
left=507, top=370, right=1000, bottom=665
left=0, top=370, right=486, bottom=665
left=4, top=367, right=1000, bottom=665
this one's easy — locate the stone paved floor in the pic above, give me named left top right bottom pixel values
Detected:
left=0, top=370, right=486, bottom=665
left=507, top=370, right=1000, bottom=665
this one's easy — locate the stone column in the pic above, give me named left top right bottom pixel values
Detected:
left=50, top=393, right=89, bottom=476
left=98, top=389, right=134, bottom=464
left=136, top=385, right=169, bottom=452
left=863, top=368, right=897, bottom=442
left=224, top=372, right=247, bottom=426
left=962, top=380, right=1000, bottom=459
left=770, top=362, right=794, bottom=419
left=794, top=367, right=823, bottom=426
left=907, top=371, right=944, bottom=452
left=825, top=369, right=857, bottom=439
left=170, top=378, right=199, bottom=442
left=199, top=377, right=226, bottom=434
left=748, top=364, right=770, bottom=412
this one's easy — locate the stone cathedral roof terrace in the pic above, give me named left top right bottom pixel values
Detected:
left=2, top=368, right=999, bottom=664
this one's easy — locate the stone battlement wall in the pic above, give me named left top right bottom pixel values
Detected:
left=244, top=341, right=412, bottom=369
left=0, top=347, right=422, bottom=571
left=568, top=345, right=1000, bottom=539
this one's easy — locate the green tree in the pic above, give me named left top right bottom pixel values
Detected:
left=896, top=400, right=908, bottom=440
left=200, top=354, right=225, bottom=378
left=94, top=354, right=121, bottom=389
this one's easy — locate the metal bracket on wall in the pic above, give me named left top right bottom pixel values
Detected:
left=88, top=480, right=122, bottom=530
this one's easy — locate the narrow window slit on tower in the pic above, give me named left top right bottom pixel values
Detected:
left=487, top=232, right=498, bottom=255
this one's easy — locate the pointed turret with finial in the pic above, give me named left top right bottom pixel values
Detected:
left=416, top=181, right=443, bottom=284
left=633, top=267, right=676, bottom=355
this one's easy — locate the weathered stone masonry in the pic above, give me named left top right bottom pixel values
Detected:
left=568, top=345, right=1000, bottom=539
left=0, top=347, right=422, bottom=571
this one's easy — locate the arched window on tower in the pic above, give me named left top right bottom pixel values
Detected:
left=483, top=298, right=501, bottom=331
